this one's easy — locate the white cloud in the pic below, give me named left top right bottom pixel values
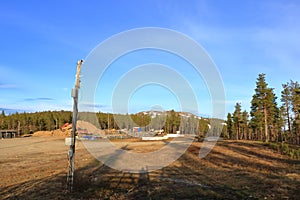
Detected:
left=1, top=99, right=72, bottom=113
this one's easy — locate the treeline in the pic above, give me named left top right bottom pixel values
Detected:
left=225, top=73, right=300, bottom=145
left=0, top=110, right=72, bottom=134
left=0, top=109, right=211, bottom=135
left=4, top=73, right=297, bottom=142
left=79, top=110, right=210, bottom=135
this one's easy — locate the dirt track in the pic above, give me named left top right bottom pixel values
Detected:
left=0, top=136, right=299, bottom=199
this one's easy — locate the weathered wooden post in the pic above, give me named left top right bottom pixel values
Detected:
left=67, top=59, right=83, bottom=192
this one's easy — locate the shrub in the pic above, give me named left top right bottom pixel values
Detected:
left=265, top=142, right=300, bottom=160
left=280, top=143, right=289, bottom=154
left=295, top=149, right=300, bottom=159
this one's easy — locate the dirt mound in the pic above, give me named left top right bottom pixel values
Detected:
left=33, top=129, right=71, bottom=137
left=77, top=120, right=105, bottom=135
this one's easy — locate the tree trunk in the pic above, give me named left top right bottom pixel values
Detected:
left=259, top=127, right=263, bottom=141
left=264, top=105, right=269, bottom=142
left=286, top=102, right=291, bottom=135
left=296, top=121, right=300, bottom=145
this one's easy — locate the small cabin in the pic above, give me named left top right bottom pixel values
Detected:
left=1, top=130, right=18, bottom=138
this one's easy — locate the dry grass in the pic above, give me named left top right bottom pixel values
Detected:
left=0, top=137, right=299, bottom=199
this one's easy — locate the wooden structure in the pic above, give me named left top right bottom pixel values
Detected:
left=66, top=59, right=83, bottom=192
left=0, top=130, right=18, bottom=138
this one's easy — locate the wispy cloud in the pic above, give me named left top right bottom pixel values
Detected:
left=81, top=103, right=107, bottom=109
left=23, top=97, right=55, bottom=102
left=79, top=102, right=109, bottom=112
left=1, top=100, right=72, bottom=114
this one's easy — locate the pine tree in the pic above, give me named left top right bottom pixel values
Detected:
left=290, top=81, right=300, bottom=144
left=277, top=106, right=286, bottom=142
left=1, top=110, right=5, bottom=118
left=267, top=90, right=279, bottom=141
left=198, top=118, right=209, bottom=137
left=233, top=103, right=242, bottom=140
left=281, top=83, right=292, bottom=135
left=241, top=110, right=249, bottom=140
left=250, top=74, right=277, bottom=142
left=226, top=113, right=233, bottom=139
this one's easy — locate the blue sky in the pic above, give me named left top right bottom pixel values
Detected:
left=0, top=0, right=300, bottom=117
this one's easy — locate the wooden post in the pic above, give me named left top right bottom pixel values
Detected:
left=67, top=60, right=83, bottom=192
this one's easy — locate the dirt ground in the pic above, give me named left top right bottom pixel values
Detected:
left=0, top=136, right=299, bottom=200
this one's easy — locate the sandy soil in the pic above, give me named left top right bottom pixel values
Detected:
left=0, top=136, right=299, bottom=199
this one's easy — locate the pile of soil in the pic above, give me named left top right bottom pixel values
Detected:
left=33, top=129, right=71, bottom=137
left=77, top=120, right=105, bottom=135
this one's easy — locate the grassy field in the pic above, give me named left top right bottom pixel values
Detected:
left=0, top=136, right=299, bottom=199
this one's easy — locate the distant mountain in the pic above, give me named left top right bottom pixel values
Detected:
left=0, top=108, right=27, bottom=115
left=138, top=110, right=203, bottom=119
